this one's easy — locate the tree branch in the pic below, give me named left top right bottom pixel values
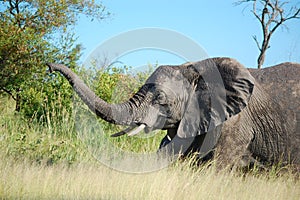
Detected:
left=233, top=0, right=256, bottom=6
left=0, top=87, right=17, bottom=101
left=252, top=0, right=263, bottom=23
left=285, top=8, right=300, bottom=20
left=252, top=35, right=262, bottom=50
left=236, top=0, right=300, bottom=68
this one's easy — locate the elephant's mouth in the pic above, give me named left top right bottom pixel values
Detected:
left=110, top=110, right=172, bottom=137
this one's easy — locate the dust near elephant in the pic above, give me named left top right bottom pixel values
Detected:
left=47, top=57, right=300, bottom=169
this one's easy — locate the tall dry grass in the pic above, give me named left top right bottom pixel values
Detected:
left=0, top=157, right=299, bottom=200
left=1, top=96, right=299, bottom=200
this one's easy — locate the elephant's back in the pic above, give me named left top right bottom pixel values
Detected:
left=248, top=63, right=299, bottom=123
left=248, top=63, right=299, bottom=108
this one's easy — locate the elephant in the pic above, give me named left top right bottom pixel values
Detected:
left=248, top=62, right=300, bottom=166
left=47, top=57, right=299, bottom=169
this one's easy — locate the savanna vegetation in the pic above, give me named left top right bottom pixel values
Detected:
left=2, top=91, right=300, bottom=200
left=1, top=0, right=299, bottom=199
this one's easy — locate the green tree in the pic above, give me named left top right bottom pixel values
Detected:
left=0, top=0, right=109, bottom=116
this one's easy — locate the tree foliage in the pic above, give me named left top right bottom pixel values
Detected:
left=236, top=0, right=300, bottom=68
left=0, top=0, right=109, bottom=118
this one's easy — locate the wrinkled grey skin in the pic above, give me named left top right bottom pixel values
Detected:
left=249, top=63, right=300, bottom=166
left=47, top=57, right=299, bottom=169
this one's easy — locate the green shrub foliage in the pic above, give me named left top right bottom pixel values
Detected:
left=0, top=0, right=109, bottom=119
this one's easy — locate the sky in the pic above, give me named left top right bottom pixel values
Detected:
left=75, top=0, right=300, bottom=69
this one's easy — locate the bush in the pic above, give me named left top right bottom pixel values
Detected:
left=0, top=96, right=86, bottom=165
left=19, top=69, right=74, bottom=125
left=0, top=63, right=165, bottom=164
left=75, top=63, right=165, bottom=153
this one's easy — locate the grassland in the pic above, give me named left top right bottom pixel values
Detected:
left=1, top=96, right=300, bottom=200
left=1, top=156, right=300, bottom=200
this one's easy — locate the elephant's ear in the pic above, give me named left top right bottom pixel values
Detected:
left=177, top=58, right=255, bottom=138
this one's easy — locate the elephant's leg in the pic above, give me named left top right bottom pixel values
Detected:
left=230, top=153, right=266, bottom=171
left=157, top=132, right=195, bottom=159
left=158, top=129, right=177, bottom=149
left=214, top=115, right=266, bottom=170
left=159, top=135, right=172, bottom=149
left=215, top=136, right=267, bottom=171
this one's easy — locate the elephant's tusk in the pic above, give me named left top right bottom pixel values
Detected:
left=110, top=126, right=136, bottom=137
left=127, top=124, right=146, bottom=136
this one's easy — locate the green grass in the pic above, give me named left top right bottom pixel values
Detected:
left=1, top=96, right=300, bottom=200
left=0, top=95, right=164, bottom=164
left=0, top=96, right=86, bottom=165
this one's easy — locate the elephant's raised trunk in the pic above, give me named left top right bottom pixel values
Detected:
left=47, top=63, right=139, bottom=126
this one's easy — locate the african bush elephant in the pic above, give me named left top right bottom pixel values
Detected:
left=47, top=57, right=299, bottom=169
left=249, top=62, right=300, bottom=166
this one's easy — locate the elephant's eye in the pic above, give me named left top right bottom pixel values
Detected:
left=155, top=92, right=167, bottom=105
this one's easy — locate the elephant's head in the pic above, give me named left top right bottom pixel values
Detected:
left=47, top=57, right=254, bottom=157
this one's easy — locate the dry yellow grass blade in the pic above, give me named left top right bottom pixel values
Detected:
left=0, top=158, right=299, bottom=200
